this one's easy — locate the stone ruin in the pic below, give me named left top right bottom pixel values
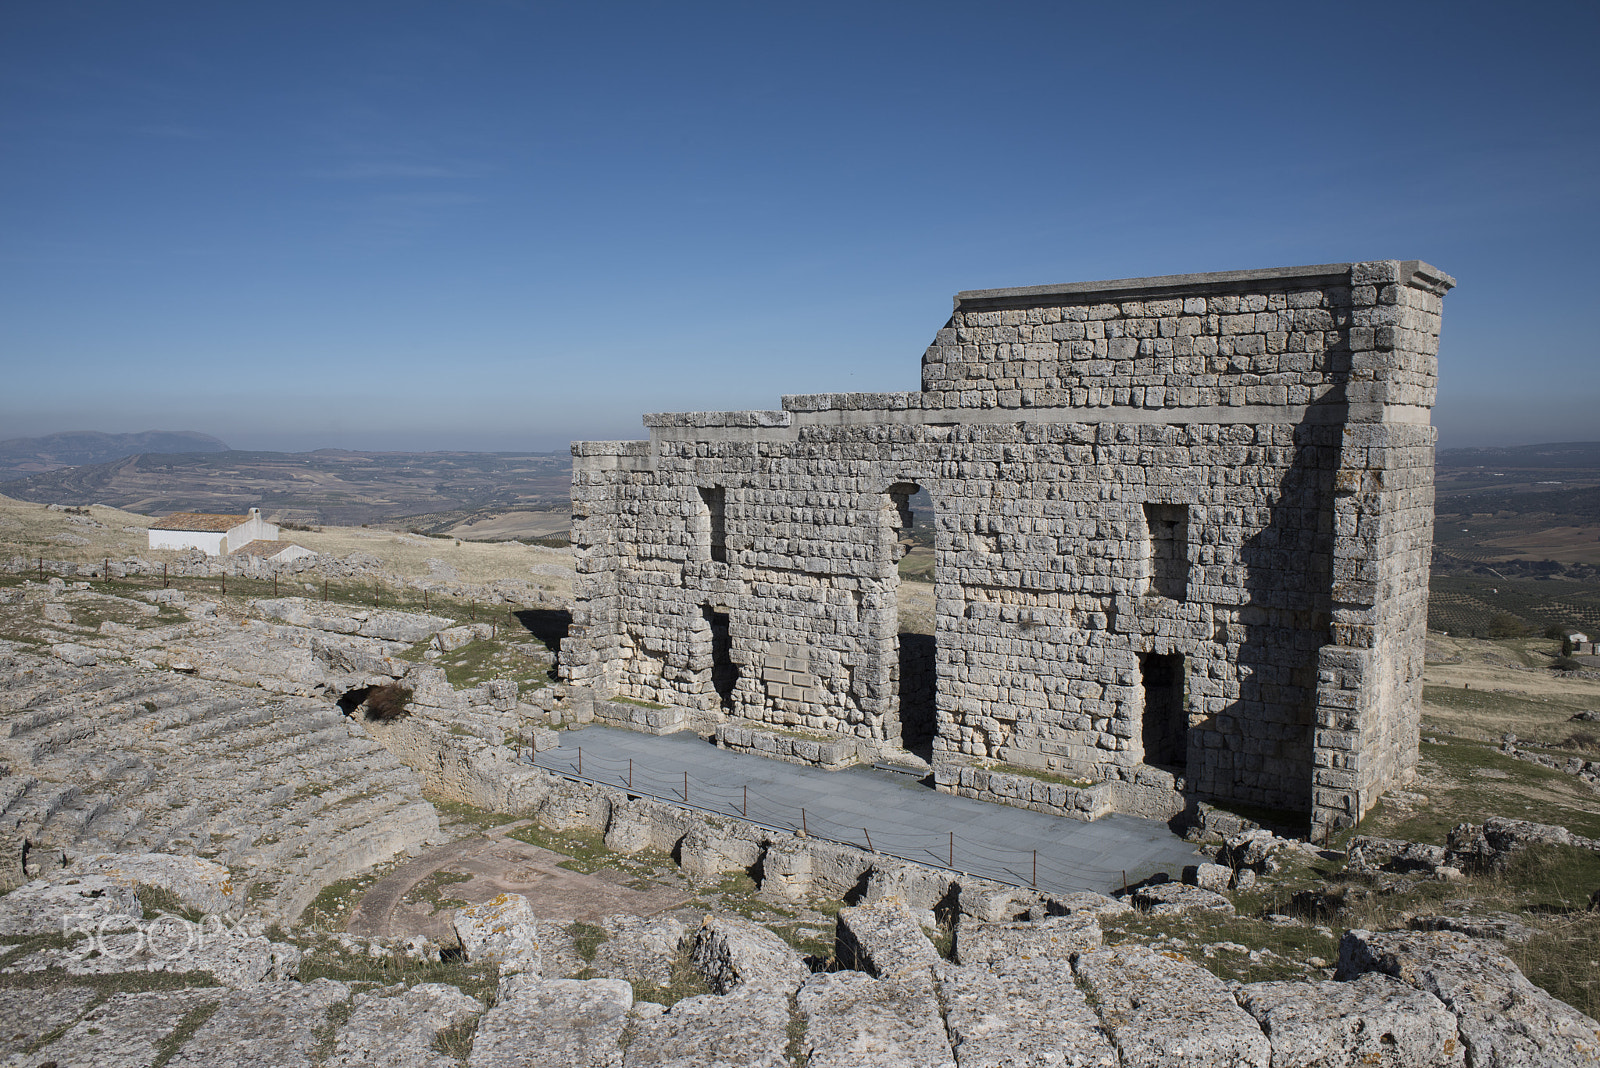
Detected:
left=562, top=260, right=1456, bottom=834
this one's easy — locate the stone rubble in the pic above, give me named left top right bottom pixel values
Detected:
left=1131, top=879, right=1236, bottom=915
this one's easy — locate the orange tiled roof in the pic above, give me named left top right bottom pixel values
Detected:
left=229, top=539, right=305, bottom=557
left=149, top=512, right=250, bottom=532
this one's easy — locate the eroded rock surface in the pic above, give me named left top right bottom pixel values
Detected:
left=1338, top=928, right=1600, bottom=1068
left=687, top=912, right=809, bottom=995
left=1237, top=972, right=1464, bottom=1068
left=622, top=988, right=792, bottom=1068
left=796, top=970, right=955, bottom=1068
left=837, top=899, right=942, bottom=979
left=1074, top=943, right=1271, bottom=1068
left=469, top=974, right=633, bottom=1068
left=453, top=893, right=542, bottom=975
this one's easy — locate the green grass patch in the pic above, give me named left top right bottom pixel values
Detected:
left=137, top=886, right=205, bottom=924
left=630, top=946, right=713, bottom=1007
left=571, top=922, right=608, bottom=962
left=150, top=1000, right=220, bottom=1068
left=432, top=1014, right=483, bottom=1061
left=436, top=638, right=551, bottom=691
left=296, top=945, right=500, bottom=1005
left=404, top=869, right=474, bottom=916
left=1100, top=909, right=1341, bottom=984
left=1508, top=912, right=1600, bottom=1021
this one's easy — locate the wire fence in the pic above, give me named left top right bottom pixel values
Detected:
left=525, top=742, right=1143, bottom=898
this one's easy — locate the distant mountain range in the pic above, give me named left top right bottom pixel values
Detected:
left=0, top=430, right=230, bottom=480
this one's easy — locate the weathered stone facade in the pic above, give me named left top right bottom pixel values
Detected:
left=562, top=261, right=1454, bottom=833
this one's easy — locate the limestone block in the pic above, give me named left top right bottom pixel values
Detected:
left=954, top=913, right=1101, bottom=969
left=678, top=821, right=764, bottom=883
left=934, top=961, right=1117, bottom=1068
left=50, top=641, right=97, bottom=666
left=837, top=900, right=942, bottom=979
left=621, top=988, right=792, bottom=1068
left=0, top=985, right=98, bottom=1059
left=1045, top=890, right=1133, bottom=918
left=537, top=781, right=614, bottom=832
left=756, top=838, right=813, bottom=901
left=14, top=988, right=223, bottom=1068
left=591, top=914, right=687, bottom=988
left=1076, top=944, right=1270, bottom=1067
left=1236, top=972, right=1463, bottom=1068
left=687, top=913, right=809, bottom=996
left=796, top=970, right=955, bottom=1068
left=436, top=625, right=480, bottom=652
left=3, top=916, right=299, bottom=988
left=0, top=872, right=141, bottom=936
left=453, top=894, right=542, bottom=975
left=1185, top=862, right=1235, bottom=891
left=469, top=975, right=632, bottom=1068
left=603, top=798, right=693, bottom=856
left=861, top=862, right=957, bottom=916
left=328, top=982, right=484, bottom=1068
left=65, top=852, right=239, bottom=918
left=1338, top=928, right=1600, bottom=1068
left=1132, top=881, right=1235, bottom=915
left=164, top=979, right=351, bottom=1068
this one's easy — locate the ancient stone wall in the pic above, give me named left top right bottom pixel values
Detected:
left=563, top=261, right=1453, bottom=833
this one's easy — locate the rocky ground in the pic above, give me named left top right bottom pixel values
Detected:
left=1, top=508, right=1598, bottom=1064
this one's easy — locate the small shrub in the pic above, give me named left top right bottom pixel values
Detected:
left=1552, top=655, right=1585, bottom=672
left=1488, top=613, right=1529, bottom=639
left=363, top=683, right=413, bottom=722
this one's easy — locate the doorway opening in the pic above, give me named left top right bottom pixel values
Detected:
left=1140, top=651, right=1187, bottom=770
left=886, top=482, right=936, bottom=753
left=702, top=604, right=737, bottom=710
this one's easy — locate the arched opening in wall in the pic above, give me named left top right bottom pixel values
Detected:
left=1139, top=652, right=1188, bottom=770
left=702, top=604, right=737, bottom=710
left=887, top=482, right=937, bottom=753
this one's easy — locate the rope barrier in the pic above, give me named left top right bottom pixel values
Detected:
left=527, top=749, right=1122, bottom=896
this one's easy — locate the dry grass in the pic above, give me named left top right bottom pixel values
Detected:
left=0, top=490, right=575, bottom=597
left=1422, top=631, right=1600, bottom=745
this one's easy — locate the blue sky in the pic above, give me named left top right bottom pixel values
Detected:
left=1, top=1, right=1596, bottom=453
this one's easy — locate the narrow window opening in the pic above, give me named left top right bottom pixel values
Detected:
left=1143, top=503, right=1189, bottom=600
left=1140, top=651, right=1187, bottom=770
left=699, top=486, right=727, bottom=563
left=702, top=605, right=737, bottom=710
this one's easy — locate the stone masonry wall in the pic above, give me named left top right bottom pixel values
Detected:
left=564, top=262, right=1453, bottom=834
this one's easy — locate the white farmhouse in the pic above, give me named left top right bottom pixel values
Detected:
left=147, top=507, right=278, bottom=556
